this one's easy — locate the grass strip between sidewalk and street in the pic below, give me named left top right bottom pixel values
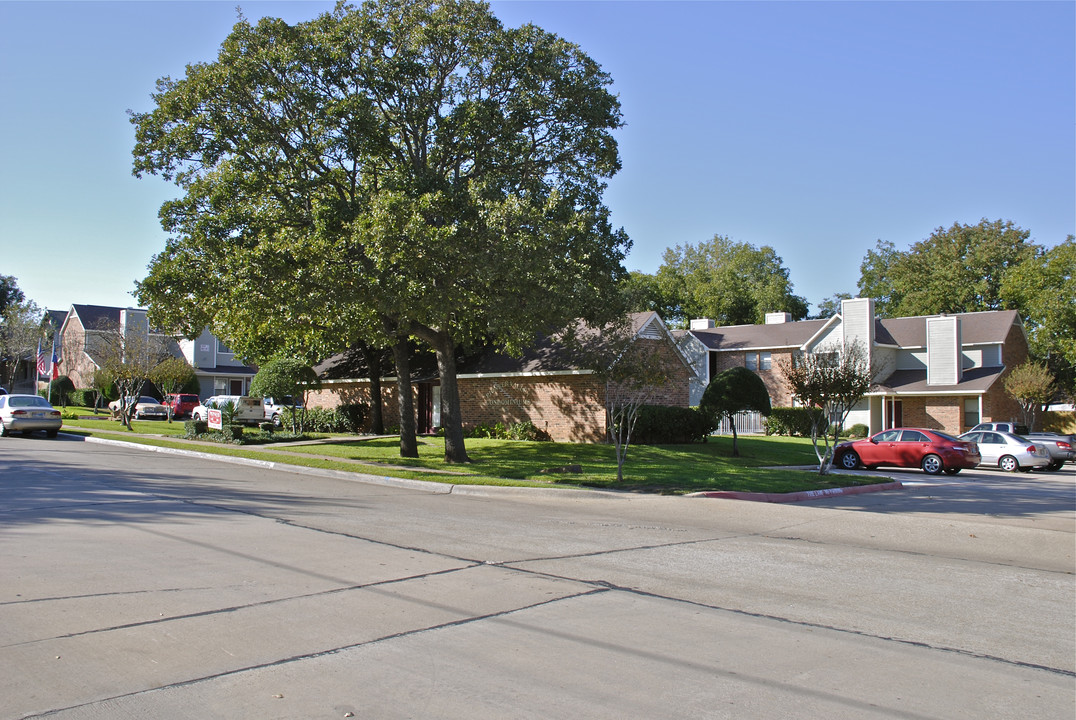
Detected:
left=59, top=412, right=878, bottom=495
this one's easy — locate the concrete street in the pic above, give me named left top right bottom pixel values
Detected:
left=1, top=434, right=1073, bottom=719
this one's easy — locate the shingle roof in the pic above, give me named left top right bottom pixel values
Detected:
left=871, top=365, right=1005, bottom=395
left=688, top=319, right=829, bottom=351
left=688, top=309, right=1020, bottom=351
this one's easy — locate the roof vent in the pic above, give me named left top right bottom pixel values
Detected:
left=765, top=312, right=792, bottom=324
left=690, top=318, right=715, bottom=330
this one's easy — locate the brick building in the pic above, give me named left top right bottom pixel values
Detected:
left=679, top=297, right=1028, bottom=436
left=308, top=312, right=695, bottom=442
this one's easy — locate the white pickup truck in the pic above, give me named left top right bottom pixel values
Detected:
left=262, top=396, right=303, bottom=426
left=191, top=396, right=265, bottom=426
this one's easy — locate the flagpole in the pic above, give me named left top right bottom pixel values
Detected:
left=35, top=338, right=41, bottom=396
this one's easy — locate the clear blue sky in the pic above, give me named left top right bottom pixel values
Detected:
left=2, top=0, right=1073, bottom=317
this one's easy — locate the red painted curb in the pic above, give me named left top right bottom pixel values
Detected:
left=688, top=481, right=904, bottom=503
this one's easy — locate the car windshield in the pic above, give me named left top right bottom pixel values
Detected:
left=932, top=431, right=963, bottom=442
left=138, top=397, right=158, bottom=404
left=10, top=396, right=52, bottom=408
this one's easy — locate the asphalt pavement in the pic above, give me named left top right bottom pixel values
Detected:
left=1, top=434, right=1073, bottom=719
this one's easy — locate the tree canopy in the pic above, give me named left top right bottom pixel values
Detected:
left=856, top=220, right=1073, bottom=399
left=699, top=366, right=771, bottom=457
left=629, top=235, right=807, bottom=327
left=132, top=0, right=629, bottom=462
left=857, top=219, right=1036, bottom=318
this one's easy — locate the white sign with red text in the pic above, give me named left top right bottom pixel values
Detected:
left=208, top=408, right=223, bottom=430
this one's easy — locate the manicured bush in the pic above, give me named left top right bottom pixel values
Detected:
left=845, top=423, right=869, bottom=438
left=222, top=424, right=244, bottom=442
left=70, top=388, right=97, bottom=407
left=184, top=419, right=208, bottom=437
left=46, top=375, right=76, bottom=407
left=631, top=405, right=715, bottom=445
left=764, top=407, right=826, bottom=437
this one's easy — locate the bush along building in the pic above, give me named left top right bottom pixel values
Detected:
left=308, top=312, right=696, bottom=443
left=678, top=297, right=1027, bottom=436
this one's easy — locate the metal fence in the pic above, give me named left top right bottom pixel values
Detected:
left=714, top=411, right=766, bottom=435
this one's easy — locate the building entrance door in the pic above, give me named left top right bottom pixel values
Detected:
left=886, top=399, right=903, bottom=428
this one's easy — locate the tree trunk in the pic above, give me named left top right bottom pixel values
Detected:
left=390, top=337, right=418, bottom=458
left=413, top=329, right=470, bottom=464
left=361, top=342, right=385, bottom=435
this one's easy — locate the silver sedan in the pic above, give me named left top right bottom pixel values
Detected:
left=959, top=430, right=1051, bottom=472
left=0, top=394, right=62, bottom=437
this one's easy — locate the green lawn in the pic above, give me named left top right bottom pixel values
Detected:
left=57, top=410, right=877, bottom=495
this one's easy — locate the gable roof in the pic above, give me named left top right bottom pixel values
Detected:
left=688, top=309, right=1021, bottom=352
left=688, top=318, right=829, bottom=351
left=316, top=312, right=694, bottom=382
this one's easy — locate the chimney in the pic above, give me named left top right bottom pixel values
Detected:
left=926, top=315, right=962, bottom=385
left=690, top=318, right=715, bottom=330
left=765, top=312, right=792, bottom=324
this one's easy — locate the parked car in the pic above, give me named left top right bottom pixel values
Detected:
left=835, top=427, right=981, bottom=475
left=108, top=396, right=168, bottom=420
left=262, top=396, right=302, bottom=426
left=163, top=393, right=200, bottom=419
left=970, top=421, right=1030, bottom=436
left=0, top=394, right=62, bottom=437
left=958, top=430, right=1050, bottom=472
left=192, top=395, right=265, bottom=426
left=0, top=386, right=7, bottom=395
left=1024, top=433, right=1075, bottom=472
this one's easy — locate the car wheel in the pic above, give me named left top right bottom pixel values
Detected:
left=838, top=450, right=860, bottom=470
left=999, top=455, right=1019, bottom=472
left=193, top=412, right=202, bottom=422
left=943, top=467, right=960, bottom=475
left=921, top=454, right=944, bottom=475
left=0, top=419, right=8, bottom=437
left=272, top=413, right=282, bottom=428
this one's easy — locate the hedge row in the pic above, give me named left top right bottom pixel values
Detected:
left=630, top=405, right=715, bottom=445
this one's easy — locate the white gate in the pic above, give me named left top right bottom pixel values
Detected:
left=714, top=411, right=765, bottom=435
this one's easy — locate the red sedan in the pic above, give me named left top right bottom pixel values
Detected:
left=835, top=428, right=981, bottom=475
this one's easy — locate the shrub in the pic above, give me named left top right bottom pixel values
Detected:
left=467, top=421, right=551, bottom=441
left=765, top=407, right=826, bottom=437
left=221, top=424, right=244, bottom=442
left=631, top=405, right=715, bottom=445
left=845, top=423, right=869, bottom=438
left=69, top=389, right=97, bottom=407
left=338, top=402, right=368, bottom=433
left=46, top=375, right=76, bottom=407
left=184, top=419, right=208, bottom=437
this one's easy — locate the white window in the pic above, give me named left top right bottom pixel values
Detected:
left=746, top=352, right=771, bottom=371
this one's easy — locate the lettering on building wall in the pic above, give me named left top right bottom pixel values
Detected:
left=483, top=382, right=530, bottom=408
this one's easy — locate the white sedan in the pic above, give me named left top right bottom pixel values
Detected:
left=959, top=430, right=1051, bottom=472
left=0, top=394, right=62, bottom=437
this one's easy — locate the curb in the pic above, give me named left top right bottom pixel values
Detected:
left=687, top=481, right=904, bottom=503
left=73, top=434, right=632, bottom=500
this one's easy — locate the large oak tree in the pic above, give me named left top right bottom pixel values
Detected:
left=132, top=0, right=629, bottom=462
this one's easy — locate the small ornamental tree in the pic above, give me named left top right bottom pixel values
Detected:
left=249, top=358, right=321, bottom=433
left=566, top=314, right=682, bottom=482
left=780, top=342, right=874, bottom=474
left=700, top=366, right=771, bottom=458
left=90, top=321, right=174, bottom=430
left=1003, top=362, right=1055, bottom=431
left=150, top=357, right=197, bottom=422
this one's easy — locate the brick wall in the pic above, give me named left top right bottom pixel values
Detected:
left=981, top=321, right=1028, bottom=424
left=308, top=342, right=693, bottom=444
left=712, top=350, right=795, bottom=406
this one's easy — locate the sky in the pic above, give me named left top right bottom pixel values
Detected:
left=1, top=0, right=1073, bottom=317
